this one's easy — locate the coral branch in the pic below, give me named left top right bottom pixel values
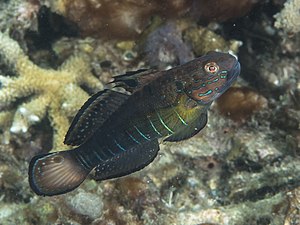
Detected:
left=0, top=31, right=103, bottom=149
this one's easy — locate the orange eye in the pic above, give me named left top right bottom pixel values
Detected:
left=204, top=62, right=219, bottom=74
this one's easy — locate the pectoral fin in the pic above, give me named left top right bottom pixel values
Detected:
left=93, top=140, right=159, bottom=180
left=164, top=112, right=207, bottom=142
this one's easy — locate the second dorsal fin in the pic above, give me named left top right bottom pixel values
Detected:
left=64, top=89, right=129, bottom=146
left=110, top=69, right=159, bottom=93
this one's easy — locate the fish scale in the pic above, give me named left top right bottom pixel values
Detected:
left=28, top=51, right=240, bottom=196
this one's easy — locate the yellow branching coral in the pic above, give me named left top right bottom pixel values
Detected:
left=0, top=31, right=103, bottom=149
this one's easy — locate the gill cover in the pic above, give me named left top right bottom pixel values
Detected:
left=186, top=52, right=240, bottom=104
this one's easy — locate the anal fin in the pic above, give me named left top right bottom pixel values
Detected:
left=93, top=140, right=159, bottom=180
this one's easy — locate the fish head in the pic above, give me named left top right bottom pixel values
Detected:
left=186, top=51, right=240, bottom=104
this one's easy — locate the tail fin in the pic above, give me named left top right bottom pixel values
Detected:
left=28, top=149, right=91, bottom=196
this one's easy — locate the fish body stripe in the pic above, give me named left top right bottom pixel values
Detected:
left=106, top=147, right=117, bottom=155
left=126, top=131, right=141, bottom=144
left=207, top=78, right=219, bottom=84
left=192, top=83, right=206, bottom=90
left=156, top=111, right=174, bottom=134
left=74, top=152, right=92, bottom=170
left=134, top=126, right=151, bottom=141
left=92, top=138, right=114, bottom=158
left=220, top=71, right=227, bottom=79
left=173, top=108, right=188, bottom=126
left=114, top=139, right=126, bottom=152
left=198, top=89, right=213, bottom=97
left=148, top=117, right=162, bottom=136
left=93, top=149, right=105, bottom=161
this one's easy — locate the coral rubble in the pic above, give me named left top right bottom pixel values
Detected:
left=0, top=31, right=103, bottom=149
left=285, top=187, right=300, bottom=225
left=66, top=190, right=103, bottom=220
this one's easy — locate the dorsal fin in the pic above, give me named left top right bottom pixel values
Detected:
left=64, top=89, right=129, bottom=146
left=110, top=69, right=158, bottom=93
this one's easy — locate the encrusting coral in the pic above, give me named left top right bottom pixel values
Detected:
left=183, top=26, right=242, bottom=56
left=216, top=86, right=268, bottom=122
left=0, top=31, right=103, bottom=149
left=274, top=0, right=300, bottom=34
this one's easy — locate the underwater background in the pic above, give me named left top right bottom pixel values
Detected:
left=0, top=0, right=299, bottom=224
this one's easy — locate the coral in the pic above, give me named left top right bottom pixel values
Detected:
left=284, top=187, right=300, bottom=225
left=274, top=0, right=300, bottom=34
left=139, top=21, right=194, bottom=69
left=0, top=0, right=41, bottom=53
left=15, top=0, right=40, bottom=30
left=115, top=177, right=148, bottom=202
left=216, top=86, right=268, bottom=122
left=138, top=21, right=242, bottom=69
left=38, top=0, right=258, bottom=40
left=39, top=0, right=192, bottom=39
left=191, top=0, right=258, bottom=22
left=174, top=193, right=286, bottom=224
left=0, top=1, right=299, bottom=224
left=0, top=145, right=28, bottom=201
left=183, top=26, right=242, bottom=56
left=52, top=37, right=139, bottom=82
left=0, top=0, right=33, bottom=32
left=0, top=31, right=103, bottom=149
left=66, top=190, right=103, bottom=220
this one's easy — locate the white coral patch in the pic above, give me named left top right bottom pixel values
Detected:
left=19, top=107, right=39, bottom=122
left=10, top=119, right=28, bottom=133
left=28, top=114, right=40, bottom=122
left=274, top=0, right=300, bottom=33
left=0, top=75, right=14, bottom=87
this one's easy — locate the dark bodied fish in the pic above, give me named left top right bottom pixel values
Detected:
left=28, top=51, right=240, bottom=196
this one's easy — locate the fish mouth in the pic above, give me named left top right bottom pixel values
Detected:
left=215, top=60, right=240, bottom=95
left=228, top=60, right=241, bottom=83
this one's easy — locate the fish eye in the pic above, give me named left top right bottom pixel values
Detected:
left=204, top=62, right=219, bottom=74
